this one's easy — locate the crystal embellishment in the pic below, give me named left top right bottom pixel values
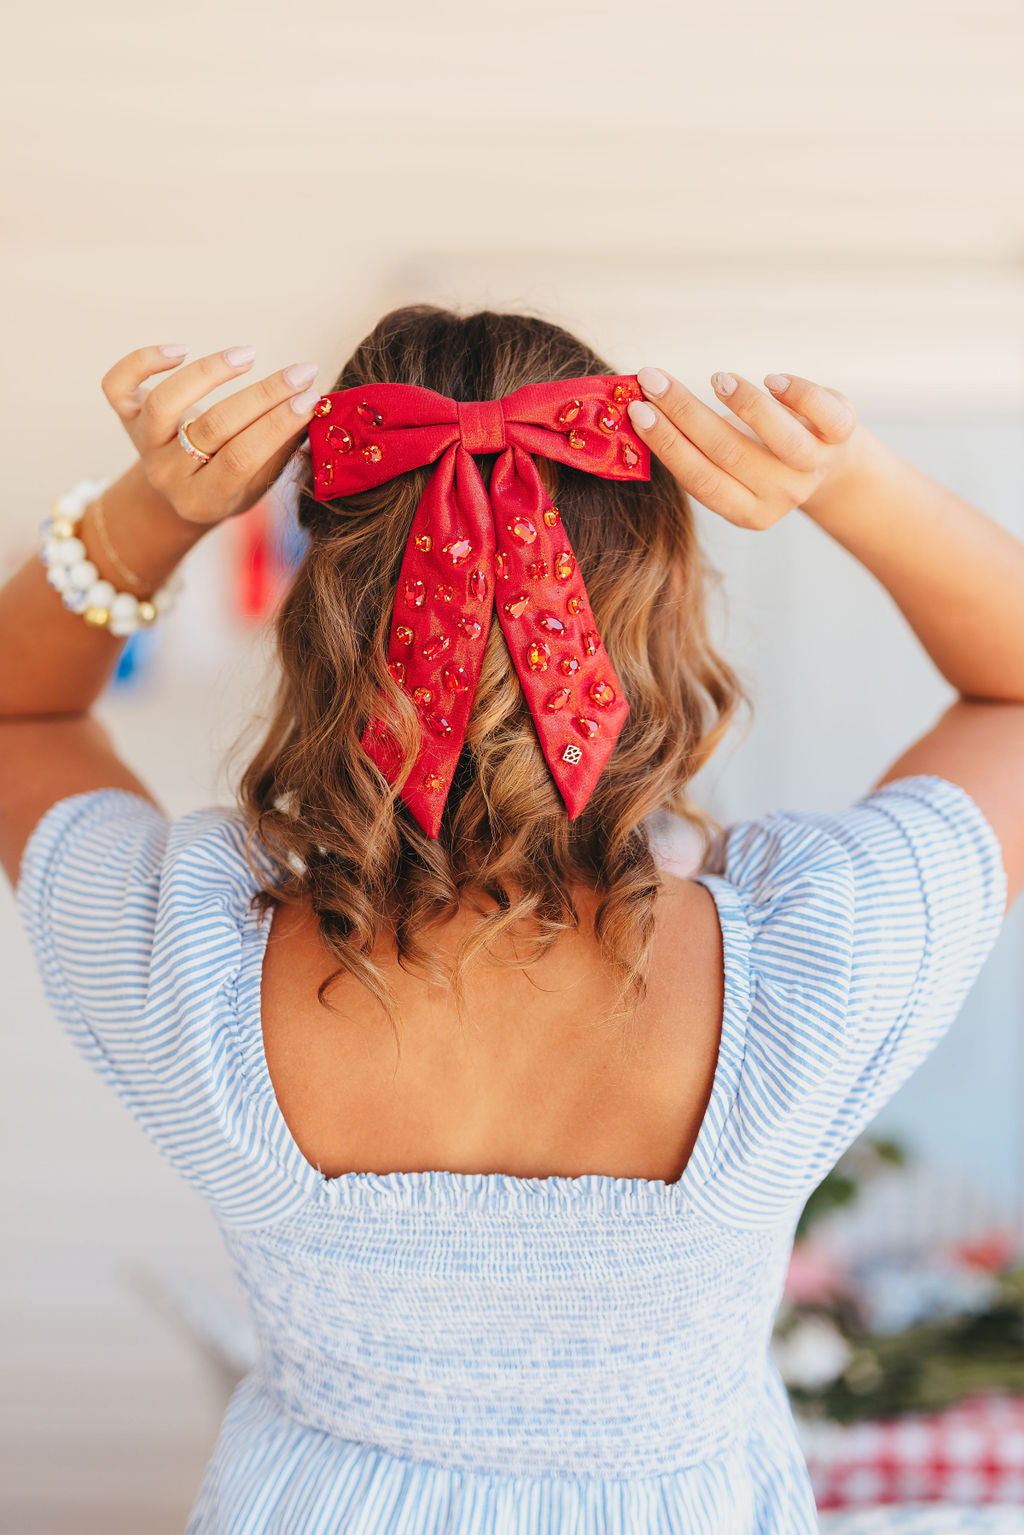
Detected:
left=443, top=536, right=473, bottom=564
left=434, top=583, right=455, bottom=602
left=444, top=666, right=470, bottom=692
left=527, top=641, right=551, bottom=671
left=494, top=551, right=509, bottom=580
left=313, top=397, right=332, bottom=417
left=554, top=552, right=574, bottom=581
left=404, top=579, right=426, bottom=608
left=546, top=687, right=572, bottom=711
left=527, top=560, right=548, bottom=579
left=422, top=634, right=451, bottom=660
left=507, top=518, right=537, bottom=545
left=363, top=444, right=383, bottom=463
left=559, top=656, right=581, bottom=675
left=413, top=686, right=433, bottom=705
left=621, top=441, right=640, bottom=469
left=537, top=613, right=566, bottom=634
left=326, top=424, right=353, bottom=451
left=414, top=533, right=432, bottom=552
left=426, top=711, right=453, bottom=737
left=567, top=429, right=586, bottom=450
left=457, top=617, right=482, bottom=638
left=589, top=680, right=615, bottom=706
left=558, top=400, right=582, bottom=424
left=543, top=507, right=560, bottom=527
left=469, top=568, right=487, bottom=600
left=388, top=660, right=406, bottom=685
left=422, top=772, right=445, bottom=792
left=504, top=593, right=530, bottom=619
left=357, top=402, right=383, bottom=426
left=567, top=595, right=583, bottom=614
left=598, top=407, right=620, bottom=433
left=582, top=630, right=600, bottom=656
left=574, top=715, right=600, bottom=740
left=396, top=624, right=414, bottom=645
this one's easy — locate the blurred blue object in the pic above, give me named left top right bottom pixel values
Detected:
left=111, top=624, right=160, bottom=687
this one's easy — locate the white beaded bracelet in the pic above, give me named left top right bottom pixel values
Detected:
left=39, top=480, right=184, bottom=638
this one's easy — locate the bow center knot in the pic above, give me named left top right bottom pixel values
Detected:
left=457, top=399, right=506, bottom=455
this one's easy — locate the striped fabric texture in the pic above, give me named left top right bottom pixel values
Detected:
left=14, top=773, right=1008, bottom=1533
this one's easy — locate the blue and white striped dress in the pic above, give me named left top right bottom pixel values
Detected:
left=15, top=773, right=1008, bottom=1534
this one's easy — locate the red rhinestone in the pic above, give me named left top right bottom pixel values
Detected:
left=567, top=595, right=583, bottom=615
left=545, top=687, right=572, bottom=712
left=543, top=507, right=560, bottom=527
left=468, top=568, right=487, bottom=600
left=613, top=383, right=636, bottom=405
left=494, top=551, right=509, bottom=580
left=558, top=399, right=582, bottom=425
left=363, top=443, right=383, bottom=463
left=413, top=686, right=432, bottom=705
left=504, top=593, right=530, bottom=619
left=326, top=424, right=353, bottom=451
left=507, top=517, right=537, bottom=544
left=574, top=715, right=600, bottom=740
left=404, top=578, right=426, bottom=608
left=621, top=441, right=640, bottom=469
left=537, top=612, right=566, bottom=634
left=422, top=772, right=445, bottom=792
left=315, top=462, right=334, bottom=492
left=414, top=533, right=432, bottom=552
left=444, top=665, right=470, bottom=692
left=422, top=634, right=451, bottom=660
left=527, top=641, right=551, bottom=671
left=312, top=397, right=332, bottom=417
left=357, top=402, right=383, bottom=426
left=396, top=624, right=414, bottom=646
left=435, top=583, right=455, bottom=602
left=554, top=552, right=574, bottom=581
left=559, top=656, right=581, bottom=676
left=527, top=560, right=549, bottom=579
left=589, top=680, right=615, bottom=706
left=582, top=629, right=600, bottom=656
left=426, top=711, right=453, bottom=737
left=388, top=660, right=406, bottom=685
left=443, top=536, right=473, bottom=564
left=456, top=616, right=482, bottom=638
left=598, top=407, right=621, bottom=433
left=568, top=429, right=586, bottom=450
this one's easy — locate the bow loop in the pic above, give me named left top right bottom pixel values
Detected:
left=308, top=374, right=650, bottom=837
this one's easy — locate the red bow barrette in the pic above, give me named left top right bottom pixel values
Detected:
left=307, top=375, right=651, bottom=838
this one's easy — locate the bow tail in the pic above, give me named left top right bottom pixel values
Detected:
left=490, top=447, right=630, bottom=821
left=361, top=445, right=497, bottom=838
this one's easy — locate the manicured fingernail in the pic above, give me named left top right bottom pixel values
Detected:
left=289, top=386, right=322, bottom=415
left=282, top=361, right=319, bottom=389
left=627, top=400, right=657, bottom=431
left=711, top=372, right=737, bottom=397
left=159, top=344, right=189, bottom=359
left=765, top=373, right=790, bottom=394
left=636, top=366, right=669, bottom=398
left=224, top=345, right=257, bottom=368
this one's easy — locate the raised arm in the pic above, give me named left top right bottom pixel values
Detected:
left=626, top=368, right=1024, bottom=913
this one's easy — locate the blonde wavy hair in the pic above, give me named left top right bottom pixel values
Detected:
left=234, top=305, right=750, bottom=1050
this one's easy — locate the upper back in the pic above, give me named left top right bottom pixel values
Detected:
left=259, top=869, right=726, bottom=1187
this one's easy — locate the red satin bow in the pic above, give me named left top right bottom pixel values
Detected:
left=307, top=375, right=651, bottom=838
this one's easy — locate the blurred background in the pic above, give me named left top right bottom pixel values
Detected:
left=2, top=1, right=1024, bottom=1530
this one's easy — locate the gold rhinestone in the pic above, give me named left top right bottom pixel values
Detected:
left=83, top=606, right=110, bottom=627
left=137, top=601, right=157, bottom=624
left=51, top=517, right=75, bottom=539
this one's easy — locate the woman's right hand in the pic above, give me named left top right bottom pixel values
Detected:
left=626, top=368, right=863, bottom=530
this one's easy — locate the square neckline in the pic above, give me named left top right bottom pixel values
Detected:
left=229, top=857, right=754, bottom=1216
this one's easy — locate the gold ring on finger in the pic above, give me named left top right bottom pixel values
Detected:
left=178, top=418, right=212, bottom=466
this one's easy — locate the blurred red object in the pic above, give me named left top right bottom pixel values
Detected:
left=232, top=496, right=283, bottom=622
left=804, top=1394, right=1024, bottom=1508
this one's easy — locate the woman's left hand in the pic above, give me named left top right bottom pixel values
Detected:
left=100, top=344, right=322, bottom=525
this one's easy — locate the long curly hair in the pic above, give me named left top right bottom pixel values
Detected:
left=234, top=305, right=750, bottom=1054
